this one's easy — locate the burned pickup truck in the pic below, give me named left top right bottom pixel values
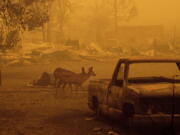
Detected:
left=88, top=58, right=180, bottom=125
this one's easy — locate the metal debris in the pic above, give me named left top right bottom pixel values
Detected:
left=93, top=127, right=103, bottom=132
left=85, top=117, right=94, bottom=121
left=108, top=131, right=120, bottom=135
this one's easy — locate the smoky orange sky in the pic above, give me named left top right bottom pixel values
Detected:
left=131, top=0, right=180, bottom=29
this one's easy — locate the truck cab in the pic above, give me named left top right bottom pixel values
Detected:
left=88, top=58, right=180, bottom=125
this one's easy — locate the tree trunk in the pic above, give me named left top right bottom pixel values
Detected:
left=42, top=24, right=47, bottom=42
left=47, top=22, right=51, bottom=42
left=114, top=0, right=118, bottom=37
left=56, top=22, right=64, bottom=44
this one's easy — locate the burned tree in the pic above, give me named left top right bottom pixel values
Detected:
left=23, top=0, right=53, bottom=42
left=50, top=0, right=71, bottom=43
left=0, top=0, right=53, bottom=50
left=113, top=0, right=138, bottom=33
left=87, top=0, right=138, bottom=44
left=0, top=0, right=24, bottom=50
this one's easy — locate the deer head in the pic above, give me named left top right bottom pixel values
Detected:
left=88, top=67, right=96, bottom=76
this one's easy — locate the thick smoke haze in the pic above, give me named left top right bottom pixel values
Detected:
left=130, top=0, right=180, bottom=29
left=0, top=1, right=180, bottom=135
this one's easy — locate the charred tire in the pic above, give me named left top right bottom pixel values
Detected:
left=122, top=104, right=135, bottom=128
left=91, top=96, right=101, bottom=117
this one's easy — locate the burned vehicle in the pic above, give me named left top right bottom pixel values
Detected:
left=88, top=58, right=180, bottom=125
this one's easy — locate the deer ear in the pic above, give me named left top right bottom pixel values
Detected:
left=89, top=67, right=93, bottom=71
left=82, top=67, right=85, bottom=73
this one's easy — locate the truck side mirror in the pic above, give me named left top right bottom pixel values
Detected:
left=108, top=82, right=113, bottom=94
left=177, top=63, right=180, bottom=71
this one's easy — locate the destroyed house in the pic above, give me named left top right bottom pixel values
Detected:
left=105, top=25, right=165, bottom=47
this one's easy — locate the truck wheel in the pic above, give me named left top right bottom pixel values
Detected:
left=122, top=104, right=135, bottom=128
left=92, top=97, right=101, bottom=117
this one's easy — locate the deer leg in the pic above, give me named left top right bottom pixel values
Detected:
left=54, top=78, right=57, bottom=88
left=67, top=83, right=70, bottom=90
left=79, top=85, right=82, bottom=91
left=55, top=78, right=61, bottom=88
left=55, top=79, right=59, bottom=97
left=62, top=83, right=67, bottom=90
left=67, top=83, right=71, bottom=90
left=55, top=87, right=58, bottom=97
left=56, top=77, right=61, bottom=88
left=55, top=82, right=59, bottom=98
left=70, top=84, right=73, bottom=91
left=75, top=84, right=80, bottom=91
left=56, top=80, right=60, bottom=88
left=78, top=85, right=80, bottom=91
left=55, top=80, right=63, bottom=97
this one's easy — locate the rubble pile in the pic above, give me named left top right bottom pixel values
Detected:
left=0, top=41, right=180, bottom=67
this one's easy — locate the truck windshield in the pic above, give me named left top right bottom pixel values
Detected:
left=128, top=62, right=180, bottom=83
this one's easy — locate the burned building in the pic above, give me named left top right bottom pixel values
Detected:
left=104, top=25, right=165, bottom=48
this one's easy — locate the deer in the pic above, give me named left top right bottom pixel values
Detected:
left=53, top=67, right=96, bottom=91
left=54, top=67, right=70, bottom=88
left=54, top=67, right=85, bottom=88
left=64, top=67, right=96, bottom=91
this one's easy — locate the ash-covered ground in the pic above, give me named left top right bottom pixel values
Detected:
left=0, top=61, right=179, bottom=135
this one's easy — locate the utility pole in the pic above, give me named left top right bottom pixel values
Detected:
left=0, top=70, right=1, bottom=87
left=172, top=25, right=177, bottom=46
left=114, top=0, right=119, bottom=47
left=114, top=0, right=118, bottom=36
left=95, top=0, right=99, bottom=43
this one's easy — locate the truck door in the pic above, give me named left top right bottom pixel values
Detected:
left=107, top=63, right=125, bottom=109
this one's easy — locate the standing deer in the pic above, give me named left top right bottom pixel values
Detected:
left=54, top=67, right=86, bottom=88
left=53, top=67, right=96, bottom=92
left=65, top=67, right=96, bottom=90
left=54, top=67, right=77, bottom=88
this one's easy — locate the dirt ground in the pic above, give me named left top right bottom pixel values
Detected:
left=0, top=61, right=120, bottom=135
left=0, top=60, right=179, bottom=135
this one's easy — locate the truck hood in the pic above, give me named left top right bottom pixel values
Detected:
left=128, top=83, right=180, bottom=97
